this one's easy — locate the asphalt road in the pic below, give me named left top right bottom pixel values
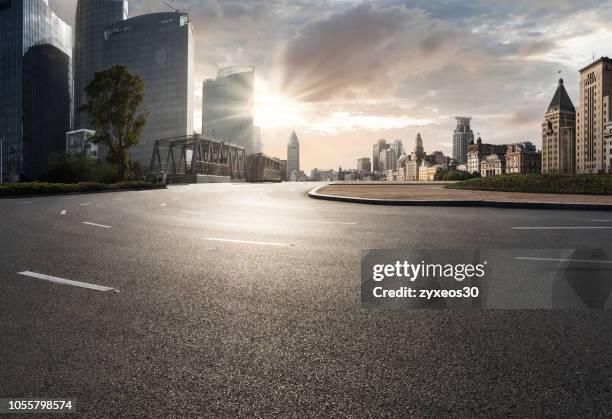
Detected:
left=1, top=182, right=612, bottom=417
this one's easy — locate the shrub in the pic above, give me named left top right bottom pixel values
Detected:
left=447, top=173, right=612, bottom=195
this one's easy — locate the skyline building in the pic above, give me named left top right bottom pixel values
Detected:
left=357, top=157, right=371, bottom=173
left=372, top=139, right=387, bottom=173
left=0, top=0, right=73, bottom=181
left=576, top=57, right=612, bottom=174
left=453, top=117, right=474, bottom=165
left=202, top=66, right=255, bottom=153
left=542, top=78, right=576, bottom=174
left=73, top=0, right=127, bottom=131
left=412, top=133, right=426, bottom=161
left=103, top=11, right=195, bottom=169
left=286, top=130, right=300, bottom=179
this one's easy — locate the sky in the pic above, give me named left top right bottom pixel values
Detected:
left=50, top=0, right=612, bottom=172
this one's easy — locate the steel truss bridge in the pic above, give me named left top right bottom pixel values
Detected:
left=149, top=134, right=247, bottom=180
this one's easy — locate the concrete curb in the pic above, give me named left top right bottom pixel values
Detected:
left=308, top=185, right=612, bottom=211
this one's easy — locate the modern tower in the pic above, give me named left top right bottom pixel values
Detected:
left=286, top=131, right=300, bottom=180
left=413, top=133, right=426, bottom=161
left=576, top=57, right=612, bottom=174
left=372, top=139, right=387, bottom=173
left=202, top=66, right=255, bottom=153
left=103, top=11, right=195, bottom=169
left=73, top=0, right=128, bottom=130
left=0, top=0, right=72, bottom=181
left=542, top=79, right=576, bottom=174
left=453, top=117, right=474, bottom=165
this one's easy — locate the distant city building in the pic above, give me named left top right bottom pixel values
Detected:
left=506, top=142, right=541, bottom=174
left=103, top=11, right=195, bottom=169
left=453, top=117, right=474, bottom=165
left=289, top=169, right=306, bottom=182
left=411, top=133, right=426, bottom=162
left=480, top=153, right=506, bottom=177
left=389, top=140, right=404, bottom=159
left=310, top=168, right=322, bottom=181
left=66, top=129, right=98, bottom=160
left=357, top=158, right=371, bottom=173
left=576, top=57, right=612, bottom=174
left=74, top=0, right=128, bottom=130
left=604, top=122, right=612, bottom=173
left=202, top=66, right=255, bottom=153
left=380, top=146, right=398, bottom=172
left=466, top=136, right=507, bottom=174
left=0, top=0, right=72, bottom=181
left=373, top=139, right=389, bottom=173
left=542, top=78, right=576, bottom=174
left=286, top=131, right=300, bottom=180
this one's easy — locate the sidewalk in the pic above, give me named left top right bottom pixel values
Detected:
left=309, top=183, right=612, bottom=210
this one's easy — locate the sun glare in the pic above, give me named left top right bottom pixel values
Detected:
left=254, top=77, right=305, bottom=129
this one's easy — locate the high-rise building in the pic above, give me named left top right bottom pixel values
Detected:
left=103, top=11, right=195, bottom=169
left=412, top=133, right=426, bottom=161
left=202, top=66, right=255, bottom=153
left=390, top=139, right=403, bottom=158
left=357, top=158, right=371, bottom=173
left=286, top=131, right=300, bottom=180
left=576, top=57, right=612, bottom=174
left=542, top=78, right=576, bottom=174
left=453, top=117, right=474, bottom=165
left=73, top=0, right=127, bottom=130
left=0, top=0, right=72, bottom=181
left=604, top=122, right=612, bottom=173
left=372, top=139, right=387, bottom=173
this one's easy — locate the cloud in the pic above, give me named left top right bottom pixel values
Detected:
left=279, top=4, right=463, bottom=101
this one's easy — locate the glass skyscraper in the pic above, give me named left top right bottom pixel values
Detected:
left=73, top=0, right=127, bottom=130
left=202, top=66, right=255, bottom=154
left=0, top=0, right=72, bottom=181
left=103, top=12, right=194, bottom=169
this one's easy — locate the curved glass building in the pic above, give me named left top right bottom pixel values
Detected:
left=202, top=66, right=255, bottom=153
left=73, top=0, right=128, bottom=130
left=0, top=0, right=72, bottom=181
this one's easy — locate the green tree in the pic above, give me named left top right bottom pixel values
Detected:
left=83, top=65, right=149, bottom=180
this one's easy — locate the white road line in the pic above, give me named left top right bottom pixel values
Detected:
left=112, top=197, right=124, bottom=201
left=61, top=197, right=76, bottom=200
left=515, top=257, right=612, bottom=265
left=81, top=202, right=91, bottom=206
left=591, top=220, right=611, bottom=222
left=297, top=220, right=359, bottom=225
left=204, top=237, right=291, bottom=247
left=180, top=210, right=207, bottom=215
left=17, top=201, right=32, bottom=205
left=512, top=226, right=612, bottom=230
left=82, top=221, right=112, bottom=229
left=18, top=271, right=117, bottom=292
left=60, top=210, right=67, bottom=215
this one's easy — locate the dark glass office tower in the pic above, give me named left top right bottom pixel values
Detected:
left=73, top=0, right=127, bottom=130
left=22, top=44, right=71, bottom=180
left=0, top=0, right=72, bottom=181
left=103, top=12, right=195, bottom=169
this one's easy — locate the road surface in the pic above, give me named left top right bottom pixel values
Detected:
left=1, top=182, right=612, bottom=417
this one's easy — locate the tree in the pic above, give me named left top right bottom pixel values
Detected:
left=83, top=65, right=149, bottom=180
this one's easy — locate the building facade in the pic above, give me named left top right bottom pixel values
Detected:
left=604, top=122, right=612, bottom=173
left=576, top=57, right=612, bottom=174
left=506, top=142, right=541, bottom=174
left=73, top=0, right=127, bottom=130
left=0, top=0, right=72, bottom=181
left=480, top=154, right=506, bottom=177
left=103, top=11, right=195, bottom=169
left=202, top=66, right=255, bottom=153
left=286, top=131, right=300, bottom=180
left=542, top=78, right=576, bottom=174
left=466, top=137, right=507, bottom=174
left=66, top=129, right=98, bottom=160
left=453, top=117, right=474, bottom=165
left=357, top=158, right=371, bottom=173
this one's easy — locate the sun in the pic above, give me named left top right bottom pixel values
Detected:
left=254, top=77, right=305, bottom=129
